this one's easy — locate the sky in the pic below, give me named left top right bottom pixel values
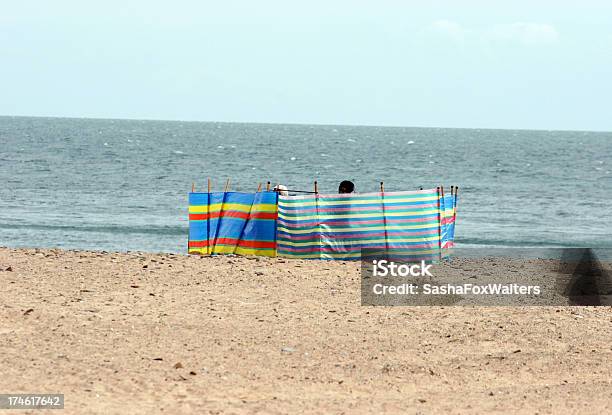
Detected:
left=1, top=0, right=612, bottom=131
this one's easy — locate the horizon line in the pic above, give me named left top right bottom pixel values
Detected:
left=1, top=113, right=611, bottom=134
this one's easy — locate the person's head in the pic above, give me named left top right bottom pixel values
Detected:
left=273, top=184, right=288, bottom=196
left=338, top=180, right=355, bottom=194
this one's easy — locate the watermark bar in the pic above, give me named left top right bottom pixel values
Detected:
left=360, top=248, right=612, bottom=306
left=0, top=394, right=64, bottom=409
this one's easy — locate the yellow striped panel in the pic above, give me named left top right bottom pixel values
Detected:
left=188, top=248, right=208, bottom=255
left=250, top=204, right=278, bottom=213
left=235, top=247, right=277, bottom=257
left=189, top=203, right=277, bottom=214
left=188, top=205, right=209, bottom=213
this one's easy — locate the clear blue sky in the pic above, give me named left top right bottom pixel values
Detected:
left=2, top=0, right=611, bottom=130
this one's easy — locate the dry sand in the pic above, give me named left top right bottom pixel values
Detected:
left=0, top=247, right=611, bottom=414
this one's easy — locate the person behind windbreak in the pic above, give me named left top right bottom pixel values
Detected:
left=338, top=180, right=355, bottom=194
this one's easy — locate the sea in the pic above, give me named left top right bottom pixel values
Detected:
left=1, top=116, right=611, bottom=254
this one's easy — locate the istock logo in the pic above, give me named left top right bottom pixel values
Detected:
left=372, top=260, right=433, bottom=277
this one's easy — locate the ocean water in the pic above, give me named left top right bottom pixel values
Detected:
left=1, top=116, right=611, bottom=253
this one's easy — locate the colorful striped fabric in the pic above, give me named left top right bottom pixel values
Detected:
left=440, top=193, right=458, bottom=252
left=188, top=192, right=211, bottom=254
left=188, top=191, right=278, bottom=257
left=189, top=188, right=458, bottom=260
left=277, top=189, right=443, bottom=260
left=235, top=192, right=278, bottom=257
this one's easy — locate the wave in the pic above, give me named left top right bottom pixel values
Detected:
left=457, top=237, right=612, bottom=249
left=0, top=222, right=186, bottom=236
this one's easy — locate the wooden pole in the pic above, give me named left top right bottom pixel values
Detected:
left=266, top=181, right=271, bottom=191
left=208, top=178, right=211, bottom=193
left=453, top=186, right=459, bottom=216
left=224, top=178, right=231, bottom=192
left=256, top=183, right=262, bottom=192
left=314, top=181, right=318, bottom=194
left=380, top=181, right=384, bottom=193
left=450, top=185, right=454, bottom=196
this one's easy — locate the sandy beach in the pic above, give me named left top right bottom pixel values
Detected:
left=1, top=247, right=611, bottom=414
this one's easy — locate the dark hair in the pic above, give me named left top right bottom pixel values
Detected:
left=338, top=180, right=355, bottom=194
